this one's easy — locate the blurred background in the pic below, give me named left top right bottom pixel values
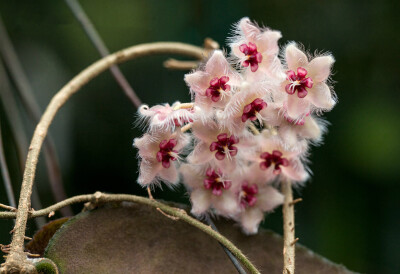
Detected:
left=0, top=0, right=399, bottom=273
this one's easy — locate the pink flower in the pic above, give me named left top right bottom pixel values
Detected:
left=251, top=134, right=309, bottom=183
left=180, top=164, right=239, bottom=216
left=230, top=17, right=283, bottom=81
left=231, top=166, right=284, bottom=234
left=133, top=130, right=190, bottom=186
left=261, top=103, right=324, bottom=149
left=187, top=120, right=254, bottom=173
left=138, top=101, right=194, bottom=132
left=219, top=82, right=270, bottom=135
left=184, top=50, right=241, bottom=112
left=281, top=43, right=336, bottom=119
left=237, top=182, right=283, bottom=234
left=278, top=115, right=325, bottom=148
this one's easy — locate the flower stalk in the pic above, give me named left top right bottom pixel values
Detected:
left=282, top=180, right=296, bottom=274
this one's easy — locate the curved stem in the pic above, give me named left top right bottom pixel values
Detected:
left=282, top=180, right=296, bottom=274
left=0, top=192, right=260, bottom=273
left=1, top=42, right=205, bottom=272
left=164, top=59, right=199, bottom=70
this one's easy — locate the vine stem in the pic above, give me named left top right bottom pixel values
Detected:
left=0, top=42, right=206, bottom=273
left=282, top=180, right=296, bottom=274
left=0, top=192, right=260, bottom=273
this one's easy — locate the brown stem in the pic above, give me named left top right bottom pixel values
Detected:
left=1, top=42, right=204, bottom=272
left=0, top=14, right=72, bottom=217
left=282, top=180, right=296, bottom=274
left=163, top=59, right=199, bottom=70
left=0, top=192, right=260, bottom=274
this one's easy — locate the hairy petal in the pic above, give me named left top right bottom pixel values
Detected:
left=191, top=189, right=212, bottom=215
left=281, top=160, right=308, bottom=183
left=191, top=120, right=220, bottom=143
left=257, top=186, right=284, bottom=212
left=308, top=82, right=336, bottom=110
left=286, top=95, right=310, bottom=119
left=298, top=116, right=322, bottom=140
left=308, top=55, right=335, bottom=83
left=158, top=164, right=179, bottom=184
left=133, top=135, right=160, bottom=158
left=137, top=159, right=162, bottom=186
left=238, top=17, right=260, bottom=40
left=180, top=164, right=204, bottom=188
left=240, top=207, right=264, bottom=234
left=285, top=43, right=309, bottom=70
left=184, top=71, right=210, bottom=95
left=214, top=191, right=239, bottom=216
left=257, top=30, right=282, bottom=55
left=188, top=142, right=214, bottom=164
left=205, top=50, right=231, bottom=76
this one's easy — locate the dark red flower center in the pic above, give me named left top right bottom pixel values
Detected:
left=240, top=181, right=258, bottom=208
left=260, top=150, right=289, bottom=174
left=210, top=133, right=239, bottom=160
left=285, top=67, right=313, bottom=98
left=205, top=76, right=231, bottom=102
left=239, top=42, right=263, bottom=72
left=204, top=168, right=232, bottom=196
left=156, top=139, right=178, bottom=168
left=242, top=98, right=267, bottom=122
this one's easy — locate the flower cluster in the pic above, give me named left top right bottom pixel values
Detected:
left=133, top=17, right=337, bottom=234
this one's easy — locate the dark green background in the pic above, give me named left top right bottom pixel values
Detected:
left=0, top=1, right=399, bottom=273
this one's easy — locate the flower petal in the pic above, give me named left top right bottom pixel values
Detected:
left=184, top=71, right=211, bottom=95
left=175, top=132, right=191, bottom=151
left=137, top=159, right=162, bottom=186
left=278, top=126, right=299, bottom=148
left=191, top=120, right=220, bottom=143
left=190, top=189, right=212, bottom=215
left=308, top=82, right=336, bottom=110
left=213, top=191, right=239, bottom=215
left=281, top=160, right=308, bottom=183
left=256, top=186, right=284, bottom=211
left=180, top=164, right=204, bottom=188
left=158, top=164, right=179, bottom=184
left=298, top=116, right=321, bottom=140
left=257, top=30, right=282, bottom=55
left=238, top=17, right=260, bottom=40
left=133, top=134, right=160, bottom=159
left=308, top=55, right=335, bottom=82
left=286, top=94, right=310, bottom=119
left=240, top=207, right=264, bottom=234
left=205, top=50, right=231, bottom=77
left=187, top=142, right=214, bottom=164
left=285, top=43, right=309, bottom=70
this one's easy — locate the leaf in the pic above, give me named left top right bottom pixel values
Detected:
left=44, top=203, right=354, bottom=273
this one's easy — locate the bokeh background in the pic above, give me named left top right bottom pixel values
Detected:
left=0, top=0, right=399, bottom=273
